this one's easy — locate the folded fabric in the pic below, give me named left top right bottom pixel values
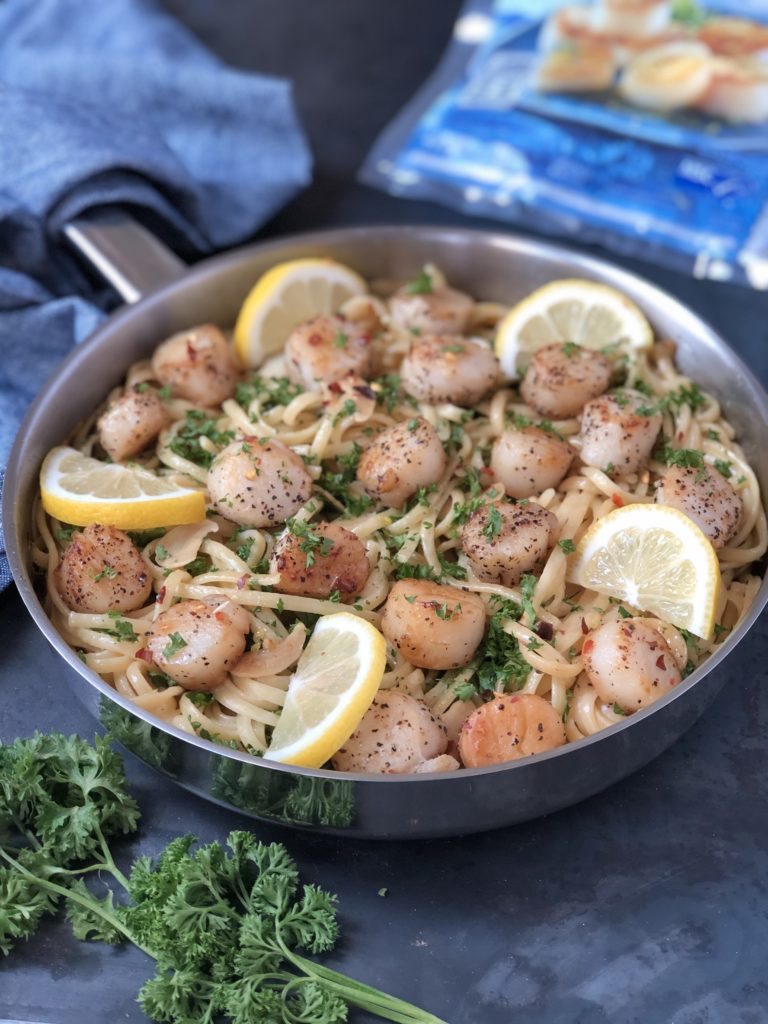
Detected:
left=0, top=0, right=312, bottom=588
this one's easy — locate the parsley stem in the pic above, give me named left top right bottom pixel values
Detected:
left=288, top=951, right=450, bottom=1023
left=0, top=847, right=152, bottom=958
left=96, top=823, right=132, bottom=892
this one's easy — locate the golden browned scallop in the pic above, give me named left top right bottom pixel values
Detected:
left=389, top=282, right=473, bottom=336
left=145, top=598, right=250, bottom=691
left=357, top=417, right=447, bottom=509
left=579, top=388, right=663, bottom=477
left=459, top=693, right=566, bottom=768
left=284, top=314, right=373, bottom=391
left=490, top=426, right=573, bottom=499
left=655, top=463, right=742, bottom=549
left=331, top=691, right=447, bottom=773
left=97, top=388, right=171, bottom=463
left=207, top=437, right=312, bottom=528
left=520, top=342, right=611, bottom=419
left=381, top=579, right=486, bottom=670
left=582, top=618, right=681, bottom=713
left=460, top=501, right=558, bottom=587
left=270, top=521, right=370, bottom=600
left=400, top=335, right=499, bottom=407
left=151, top=324, right=239, bottom=406
left=56, top=524, right=152, bottom=613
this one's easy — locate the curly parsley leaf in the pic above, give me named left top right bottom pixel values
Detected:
left=168, top=410, right=234, bottom=469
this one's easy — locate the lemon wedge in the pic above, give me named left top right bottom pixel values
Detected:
left=264, top=612, right=386, bottom=768
left=568, top=504, right=721, bottom=640
left=234, top=257, right=367, bottom=369
left=40, top=446, right=206, bottom=529
left=495, top=279, right=653, bottom=380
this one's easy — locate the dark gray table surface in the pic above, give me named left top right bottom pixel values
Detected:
left=2, top=2, right=768, bottom=1022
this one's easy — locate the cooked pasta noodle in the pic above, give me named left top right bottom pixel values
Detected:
left=33, top=266, right=767, bottom=769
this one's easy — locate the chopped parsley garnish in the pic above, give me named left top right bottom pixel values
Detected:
left=96, top=614, right=138, bottom=643
left=561, top=341, right=579, bottom=357
left=407, top=418, right=420, bottom=431
left=168, top=409, right=234, bottom=469
left=405, top=268, right=433, bottom=295
left=148, top=670, right=175, bottom=689
left=658, top=383, right=706, bottom=414
left=433, top=601, right=460, bottom=621
left=520, top=573, right=537, bottom=625
left=713, top=623, right=732, bottom=640
left=558, top=539, right=576, bottom=554
left=459, top=596, right=529, bottom=699
left=234, top=535, right=255, bottom=562
left=372, top=374, right=409, bottom=413
left=93, top=564, right=118, bottom=582
left=287, top=518, right=334, bottom=568
left=634, top=379, right=654, bottom=398
left=617, top=605, right=632, bottom=619
left=332, top=398, right=357, bottom=425
left=127, top=527, right=166, bottom=548
left=157, top=385, right=173, bottom=401
left=332, top=331, right=348, bottom=349
left=657, top=445, right=705, bottom=470
left=56, top=525, right=77, bottom=543
left=443, top=343, right=465, bottom=354
left=235, top=375, right=304, bottom=412
left=161, top=632, right=187, bottom=659
left=187, top=691, right=214, bottom=707
left=317, top=442, right=373, bottom=517
left=155, top=544, right=170, bottom=562
left=482, top=505, right=503, bottom=542
left=612, top=390, right=630, bottom=408
left=714, top=459, right=732, bottom=479
left=612, top=703, right=627, bottom=716
left=184, top=555, right=212, bottom=577
left=527, top=636, right=543, bottom=652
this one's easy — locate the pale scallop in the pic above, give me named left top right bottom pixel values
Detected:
left=618, top=42, right=713, bottom=112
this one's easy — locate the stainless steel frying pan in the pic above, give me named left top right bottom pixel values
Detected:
left=5, top=216, right=767, bottom=838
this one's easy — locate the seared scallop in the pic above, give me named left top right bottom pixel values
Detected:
left=332, top=691, right=448, bottom=774
left=56, top=524, right=152, bottom=613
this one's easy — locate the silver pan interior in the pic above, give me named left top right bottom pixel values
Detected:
left=5, top=225, right=768, bottom=838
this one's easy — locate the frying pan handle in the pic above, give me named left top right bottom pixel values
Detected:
left=62, top=213, right=187, bottom=304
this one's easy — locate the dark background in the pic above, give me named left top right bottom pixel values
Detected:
left=2, top=2, right=768, bottom=1022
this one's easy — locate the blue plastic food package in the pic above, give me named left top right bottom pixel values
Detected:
left=361, top=0, right=768, bottom=288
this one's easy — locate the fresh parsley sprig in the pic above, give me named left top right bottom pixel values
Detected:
left=0, top=733, right=447, bottom=1024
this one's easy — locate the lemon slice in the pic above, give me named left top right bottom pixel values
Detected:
left=264, top=612, right=386, bottom=768
left=495, top=279, right=654, bottom=380
left=568, top=504, right=721, bottom=639
left=40, top=446, right=206, bottom=529
left=234, top=258, right=367, bottom=368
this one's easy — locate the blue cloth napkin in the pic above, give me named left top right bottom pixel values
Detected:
left=0, top=0, right=312, bottom=588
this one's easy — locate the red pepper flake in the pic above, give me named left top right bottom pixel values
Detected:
left=582, top=638, right=594, bottom=655
left=581, top=617, right=589, bottom=635
left=656, top=655, right=666, bottom=670
left=328, top=381, right=343, bottom=394
left=236, top=574, right=248, bottom=591
left=308, top=333, right=323, bottom=347
left=136, top=647, right=153, bottom=663
left=156, top=586, right=167, bottom=604
left=611, top=493, right=624, bottom=508
left=186, top=340, right=198, bottom=361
